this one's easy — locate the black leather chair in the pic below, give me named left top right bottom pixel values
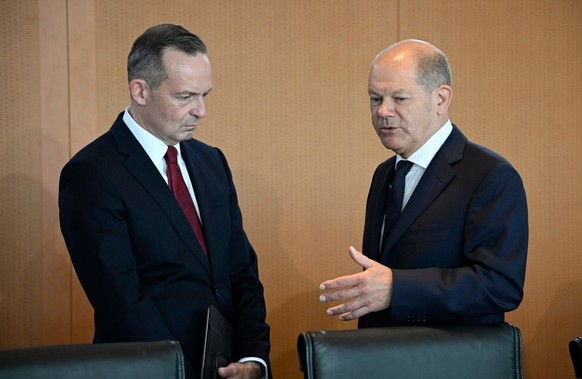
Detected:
left=0, top=340, right=184, bottom=379
left=570, top=337, right=582, bottom=378
left=298, top=323, right=523, bottom=379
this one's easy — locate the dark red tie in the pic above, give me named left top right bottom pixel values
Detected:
left=164, top=146, right=208, bottom=256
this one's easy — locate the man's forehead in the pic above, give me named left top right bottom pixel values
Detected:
left=369, top=64, right=417, bottom=88
left=368, top=82, right=411, bottom=96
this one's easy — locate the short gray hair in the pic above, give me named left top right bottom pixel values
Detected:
left=415, top=49, right=452, bottom=93
left=127, top=24, right=207, bottom=89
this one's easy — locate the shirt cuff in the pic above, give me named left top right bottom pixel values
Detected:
left=239, top=357, right=267, bottom=379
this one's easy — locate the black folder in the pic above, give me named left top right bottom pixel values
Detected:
left=200, top=305, right=233, bottom=379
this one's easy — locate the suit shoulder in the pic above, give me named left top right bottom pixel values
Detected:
left=66, top=131, right=116, bottom=168
left=181, top=138, right=233, bottom=177
left=462, top=140, right=522, bottom=178
left=182, top=138, right=219, bottom=154
left=457, top=140, right=525, bottom=192
left=465, top=140, right=510, bottom=164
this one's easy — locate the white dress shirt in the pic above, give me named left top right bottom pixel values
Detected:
left=380, top=120, right=453, bottom=248
left=397, top=120, right=453, bottom=209
left=123, top=108, right=202, bottom=222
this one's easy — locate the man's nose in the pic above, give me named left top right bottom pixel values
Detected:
left=377, top=99, right=395, bottom=117
left=190, top=98, right=206, bottom=118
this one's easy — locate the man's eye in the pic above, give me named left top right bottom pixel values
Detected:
left=394, top=97, right=409, bottom=103
left=370, top=97, right=382, bottom=104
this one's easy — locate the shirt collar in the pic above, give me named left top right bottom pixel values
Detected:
left=123, top=108, right=181, bottom=162
left=396, top=120, right=453, bottom=169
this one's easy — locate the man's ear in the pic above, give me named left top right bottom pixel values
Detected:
left=129, top=79, right=149, bottom=106
left=435, top=85, right=452, bottom=116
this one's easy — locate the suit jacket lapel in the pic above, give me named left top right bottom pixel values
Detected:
left=180, top=141, right=235, bottom=279
left=179, top=142, right=212, bottom=245
left=365, top=160, right=395, bottom=262
left=381, top=125, right=466, bottom=256
left=110, top=116, right=211, bottom=272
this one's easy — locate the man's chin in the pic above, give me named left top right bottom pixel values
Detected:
left=179, top=127, right=197, bottom=138
left=379, top=136, right=401, bottom=152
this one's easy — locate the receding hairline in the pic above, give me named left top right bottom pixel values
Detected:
left=369, top=39, right=452, bottom=91
left=371, top=39, right=442, bottom=67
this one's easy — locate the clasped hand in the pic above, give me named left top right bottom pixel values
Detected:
left=319, top=246, right=393, bottom=321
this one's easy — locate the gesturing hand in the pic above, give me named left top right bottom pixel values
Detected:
left=319, top=246, right=393, bottom=321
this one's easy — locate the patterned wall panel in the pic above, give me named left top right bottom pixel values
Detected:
left=0, top=0, right=43, bottom=349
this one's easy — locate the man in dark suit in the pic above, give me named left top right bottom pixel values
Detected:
left=59, top=24, right=270, bottom=379
left=319, top=39, right=528, bottom=327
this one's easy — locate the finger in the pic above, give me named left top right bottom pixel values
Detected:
left=326, top=303, right=351, bottom=316
left=348, top=246, right=375, bottom=269
left=319, top=246, right=372, bottom=290
left=319, top=284, right=361, bottom=302
left=339, top=313, right=355, bottom=321
left=217, top=367, right=229, bottom=378
left=326, top=297, right=365, bottom=315
left=327, top=302, right=371, bottom=321
left=320, top=273, right=361, bottom=291
left=217, top=364, right=236, bottom=378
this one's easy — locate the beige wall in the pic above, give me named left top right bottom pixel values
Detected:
left=1, top=0, right=581, bottom=378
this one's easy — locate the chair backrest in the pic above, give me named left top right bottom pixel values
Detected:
left=298, top=323, right=523, bottom=379
left=570, top=337, right=582, bottom=378
left=0, top=340, right=184, bottom=379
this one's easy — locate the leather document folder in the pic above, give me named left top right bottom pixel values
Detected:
left=201, top=305, right=233, bottom=379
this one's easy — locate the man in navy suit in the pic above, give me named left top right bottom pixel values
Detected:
left=319, top=39, right=528, bottom=328
left=59, top=24, right=270, bottom=379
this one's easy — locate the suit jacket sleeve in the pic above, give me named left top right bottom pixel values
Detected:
left=213, top=149, right=271, bottom=364
left=389, top=160, right=528, bottom=324
left=59, top=156, right=174, bottom=342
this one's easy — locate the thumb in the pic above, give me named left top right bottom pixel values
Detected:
left=348, top=246, right=374, bottom=269
left=217, top=367, right=227, bottom=378
left=217, top=365, right=233, bottom=378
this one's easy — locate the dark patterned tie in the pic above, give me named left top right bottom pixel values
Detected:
left=164, top=146, right=208, bottom=256
left=381, top=160, right=413, bottom=250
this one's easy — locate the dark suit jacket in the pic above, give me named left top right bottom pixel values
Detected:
left=59, top=113, right=270, bottom=377
left=359, top=125, right=528, bottom=328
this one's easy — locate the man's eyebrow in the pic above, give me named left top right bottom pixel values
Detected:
left=176, top=87, right=213, bottom=96
left=368, top=88, right=409, bottom=96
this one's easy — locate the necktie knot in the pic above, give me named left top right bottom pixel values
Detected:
left=395, top=160, right=413, bottom=179
left=165, top=146, right=178, bottom=164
